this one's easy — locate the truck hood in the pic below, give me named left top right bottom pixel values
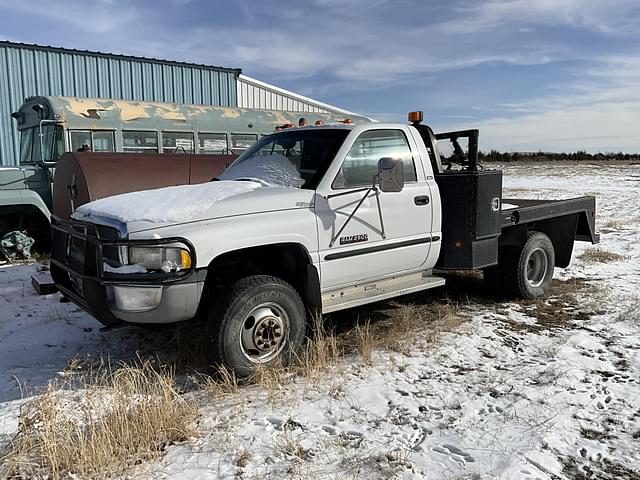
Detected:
left=0, top=166, right=28, bottom=190
left=72, top=180, right=315, bottom=234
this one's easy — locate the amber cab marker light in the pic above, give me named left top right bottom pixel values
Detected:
left=454, top=240, right=463, bottom=249
left=408, top=111, right=423, bottom=123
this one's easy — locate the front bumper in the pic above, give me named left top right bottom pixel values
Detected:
left=54, top=275, right=204, bottom=325
left=50, top=216, right=205, bottom=326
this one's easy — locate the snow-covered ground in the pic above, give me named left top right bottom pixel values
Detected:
left=1, top=162, right=639, bottom=479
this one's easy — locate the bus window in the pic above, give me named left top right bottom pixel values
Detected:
left=93, top=131, right=115, bottom=152
left=198, top=133, right=228, bottom=154
left=162, top=132, right=194, bottom=154
left=230, top=133, right=258, bottom=152
left=123, top=131, right=158, bottom=153
left=70, top=130, right=92, bottom=152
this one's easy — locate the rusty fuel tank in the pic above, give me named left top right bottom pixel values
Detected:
left=53, top=152, right=236, bottom=219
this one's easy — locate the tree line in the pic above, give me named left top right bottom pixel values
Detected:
left=478, top=150, right=640, bottom=162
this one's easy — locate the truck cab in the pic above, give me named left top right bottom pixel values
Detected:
left=1, top=97, right=63, bottom=258
left=50, top=115, right=598, bottom=376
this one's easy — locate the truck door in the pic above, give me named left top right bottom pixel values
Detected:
left=315, top=127, right=434, bottom=289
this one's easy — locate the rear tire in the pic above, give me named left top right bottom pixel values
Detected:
left=207, top=275, right=307, bottom=378
left=502, top=231, right=555, bottom=299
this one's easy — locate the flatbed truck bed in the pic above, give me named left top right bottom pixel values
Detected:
left=501, top=196, right=599, bottom=244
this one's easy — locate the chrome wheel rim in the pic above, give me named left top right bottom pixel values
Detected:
left=526, top=248, right=548, bottom=288
left=240, top=302, right=289, bottom=363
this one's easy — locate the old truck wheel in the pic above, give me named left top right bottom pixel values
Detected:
left=503, top=231, right=555, bottom=299
left=207, top=275, right=306, bottom=378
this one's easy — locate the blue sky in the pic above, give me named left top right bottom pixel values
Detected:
left=1, top=0, right=639, bottom=152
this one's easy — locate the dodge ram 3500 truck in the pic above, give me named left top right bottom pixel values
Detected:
left=50, top=112, right=598, bottom=376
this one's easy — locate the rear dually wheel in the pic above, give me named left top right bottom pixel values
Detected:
left=503, top=231, right=555, bottom=299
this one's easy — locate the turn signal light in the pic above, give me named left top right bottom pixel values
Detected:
left=408, top=111, right=423, bottom=123
left=180, top=249, right=192, bottom=269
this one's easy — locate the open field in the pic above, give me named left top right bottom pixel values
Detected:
left=1, top=161, right=639, bottom=479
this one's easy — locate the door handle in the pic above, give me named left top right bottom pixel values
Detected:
left=414, top=195, right=430, bottom=206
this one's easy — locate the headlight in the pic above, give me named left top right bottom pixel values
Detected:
left=128, top=245, right=192, bottom=273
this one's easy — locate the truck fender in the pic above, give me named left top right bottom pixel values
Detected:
left=530, top=214, right=578, bottom=268
left=500, top=214, right=578, bottom=268
left=0, top=189, right=52, bottom=223
left=201, top=242, right=322, bottom=311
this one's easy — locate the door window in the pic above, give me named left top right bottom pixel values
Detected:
left=19, top=128, right=34, bottom=164
left=333, top=129, right=417, bottom=189
left=123, top=131, right=158, bottom=153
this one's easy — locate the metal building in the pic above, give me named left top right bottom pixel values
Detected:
left=0, top=41, right=362, bottom=167
left=0, top=41, right=239, bottom=166
left=237, top=74, right=359, bottom=115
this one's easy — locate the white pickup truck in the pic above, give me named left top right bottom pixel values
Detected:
left=51, top=112, right=598, bottom=376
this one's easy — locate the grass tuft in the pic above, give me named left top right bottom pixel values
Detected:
left=2, top=360, right=197, bottom=479
left=578, top=248, right=624, bottom=263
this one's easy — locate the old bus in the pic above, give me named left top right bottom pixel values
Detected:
left=1, top=96, right=369, bottom=257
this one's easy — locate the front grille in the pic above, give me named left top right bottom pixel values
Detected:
left=51, top=219, right=101, bottom=278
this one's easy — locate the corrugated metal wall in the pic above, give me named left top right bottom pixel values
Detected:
left=0, top=42, right=239, bottom=166
left=237, top=74, right=356, bottom=115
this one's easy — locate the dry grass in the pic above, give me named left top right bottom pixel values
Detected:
left=2, top=360, right=197, bottom=479
left=601, top=219, right=625, bottom=231
left=190, top=300, right=465, bottom=402
left=249, top=360, right=291, bottom=405
left=578, top=248, right=624, bottom=263
left=495, top=278, right=606, bottom=339
left=196, top=365, right=240, bottom=400
left=293, top=314, right=342, bottom=379
left=235, top=447, right=252, bottom=468
left=336, top=301, right=464, bottom=357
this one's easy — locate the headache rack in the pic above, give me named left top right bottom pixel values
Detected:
left=410, top=124, right=503, bottom=269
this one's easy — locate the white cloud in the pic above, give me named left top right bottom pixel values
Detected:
left=2, top=0, right=639, bottom=151
left=0, top=0, right=573, bottom=85
left=473, top=100, right=640, bottom=152
left=445, top=54, right=640, bottom=152
left=439, top=0, right=640, bottom=35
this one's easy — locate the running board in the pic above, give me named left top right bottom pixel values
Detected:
left=321, top=271, right=445, bottom=313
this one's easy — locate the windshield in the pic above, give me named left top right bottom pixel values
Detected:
left=219, top=129, right=349, bottom=189
left=19, top=125, right=64, bottom=164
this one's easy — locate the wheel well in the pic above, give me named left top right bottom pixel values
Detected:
left=499, top=214, right=578, bottom=268
left=199, top=243, right=321, bottom=315
left=0, top=206, right=51, bottom=252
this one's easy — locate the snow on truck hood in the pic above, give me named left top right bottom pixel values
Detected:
left=73, top=154, right=310, bottom=230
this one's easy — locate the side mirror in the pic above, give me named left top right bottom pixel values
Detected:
left=377, top=157, right=404, bottom=192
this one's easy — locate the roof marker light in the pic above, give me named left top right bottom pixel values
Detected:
left=408, top=111, right=423, bottom=123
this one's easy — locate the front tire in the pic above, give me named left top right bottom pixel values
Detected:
left=207, top=275, right=307, bottom=377
left=502, top=231, right=555, bottom=299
